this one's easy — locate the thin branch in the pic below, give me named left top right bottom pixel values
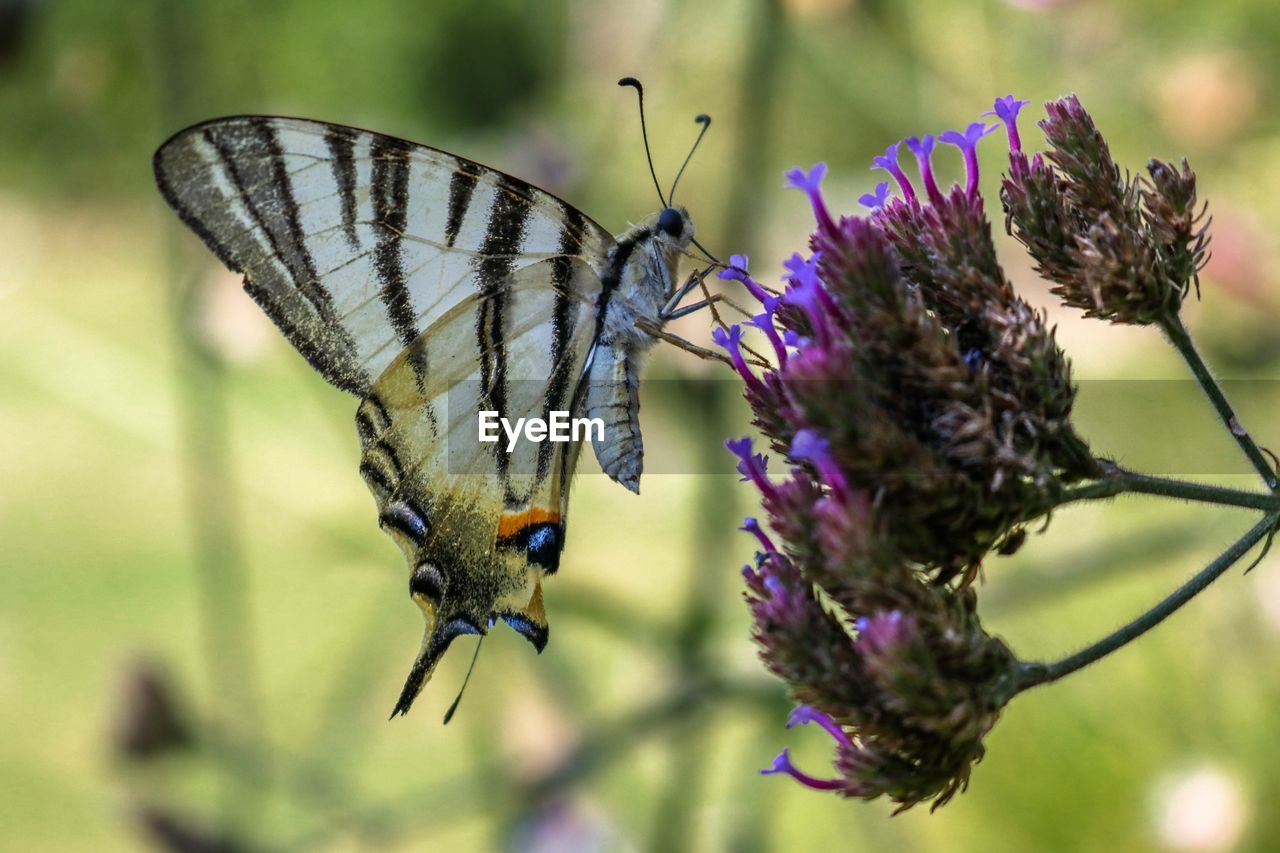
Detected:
left=1162, top=313, right=1278, bottom=490
left=1053, top=465, right=1280, bottom=513
left=1016, top=513, right=1278, bottom=691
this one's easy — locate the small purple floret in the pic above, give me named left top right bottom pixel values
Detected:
left=871, top=141, right=917, bottom=203
left=784, top=163, right=836, bottom=234
left=789, top=429, right=851, bottom=500
left=855, top=610, right=913, bottom=655
left=760, top=749, right=845, bottom=791
left=787, top=705, right=853, bottom=747
left=712, top=324, right=764, bottom=391
left=782, top=276, right=834, bottom=349
left=740, top=517, right=777, bottom=553
left=747, top=306, right=787, bottom=365
left=939, top=122, right=997, bottom=196
left=858, top=181, right=892, bottom=211
left=905, top=135, right=942, bottom=204
left=718, top=253, right=771, bottom=304
left=726, top=436, right=776, bottom=500
left=983, top=95, right=1031, bottom=153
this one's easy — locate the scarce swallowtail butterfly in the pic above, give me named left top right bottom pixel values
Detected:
left=154, top=80, right=718, bottom=718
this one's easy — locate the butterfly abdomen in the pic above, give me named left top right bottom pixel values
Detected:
left=583, top=207, right=694, bottom=492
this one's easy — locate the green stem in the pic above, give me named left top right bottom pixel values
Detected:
left=1163, top=313, right=1278, bottom=490
left=1055, top=466, right=1280, bottom=513
left=1016, top=513, right=1277, bottom=691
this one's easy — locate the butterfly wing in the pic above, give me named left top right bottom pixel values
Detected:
left=361, top=257, right=601, bottom=715
left=154, top=116, right=615, bottom=714
left=153, top=115, right=615, bottom=393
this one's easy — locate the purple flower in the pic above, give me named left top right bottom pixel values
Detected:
left=872, top=142, right=917, bottom=203
left=854, top=610, right=912, bottom=655
left=789, top=429, right=850, bottom=500
left=782, top=276, right=834, bottom=348
left=781, top=251, right=839, bottom=346
left=905, top=135, right=943, bottom=204
left=760, top=748, right=845, bottom=791
left=739, top=517, right=777, bottom=553
left=747, top=301, right=787, bottom=365
left=712, top=324, right=764, bottom=391
left=726, top=436, right=777, bottom=500
left=984, top=95, right=1032, bottom=153
left=782, top=251, right=822, bottom=289
left=785, top=163, right=837, bottom=234
left=718, top=253, right=771, bottom=304
left=788, top=704, right=853, bottom=747
left=761, top=705, right=851, bottom=791
left=939, top=122, right=997, bottom=196
left=858, top=181, right=892, bottom=212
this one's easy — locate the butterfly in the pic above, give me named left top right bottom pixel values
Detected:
left=153, top=82, right=716, bottom=718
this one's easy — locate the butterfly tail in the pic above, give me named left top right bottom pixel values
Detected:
left=389, top=615, right=487, bottom=718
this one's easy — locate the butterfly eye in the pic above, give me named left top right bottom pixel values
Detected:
left=657, top=207, right=684, bottom=238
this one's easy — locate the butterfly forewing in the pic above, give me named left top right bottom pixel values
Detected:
left=153, top=116, right=616, bottom=392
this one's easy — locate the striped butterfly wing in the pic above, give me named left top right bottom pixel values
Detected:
left=361, top=257, right=601, bottom=714
left=154, top=116, right=616, bottom=715
left=153, top=115, right=615, bottom=393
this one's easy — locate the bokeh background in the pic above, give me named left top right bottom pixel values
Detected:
left=4, top=0, right=1280, bottom=850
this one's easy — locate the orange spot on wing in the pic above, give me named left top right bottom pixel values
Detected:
left=497, top=508, right=561, bottom=539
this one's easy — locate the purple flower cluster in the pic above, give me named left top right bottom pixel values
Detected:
left=716, top=95, right=1111, bottom=810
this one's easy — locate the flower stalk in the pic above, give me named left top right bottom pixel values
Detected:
left=1161, top=312, right=1279, bottom=491
left=1017, top=513, right=1278, bottom=691
left=1054, top=465, right=1280, bottom=513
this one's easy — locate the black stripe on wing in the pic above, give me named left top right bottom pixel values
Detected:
left=201, top=118, right=338, bottom=323
left=369, top=138, right=433, bottom=389
left=154, top=120, right=368, bottom=394
left=445, top=169, right=479, bottom=248
left=325, top=124, right=361, bottom=251
left=474, top=174, right=533, bottom=496
left=535, top=204, right=588, bottom=483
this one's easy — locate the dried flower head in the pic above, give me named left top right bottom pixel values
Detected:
left=1000, top=95, right=1210, bottom=324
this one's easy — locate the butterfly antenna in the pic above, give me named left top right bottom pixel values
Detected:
left=442, top=633, right=485, bottom=725
left=668, top=114, right=711, bottom=204
left=618, top=77, right=667, bottom=208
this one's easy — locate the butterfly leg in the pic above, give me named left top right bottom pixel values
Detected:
left=662, top=294, right=724, bottom=320
left=634, top=318, right=734, bottom=366
left=661, top=264, right=716, bottom=316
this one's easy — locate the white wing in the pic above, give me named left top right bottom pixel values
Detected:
left=153, top=115, right=616, bottom=394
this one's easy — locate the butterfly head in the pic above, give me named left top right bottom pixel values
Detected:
left=645, top=204, right=695, bottom=256
left=656, top=205, right=692, bottom=243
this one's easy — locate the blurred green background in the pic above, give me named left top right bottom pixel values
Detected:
left=4, top=0, right=1280, bottom=850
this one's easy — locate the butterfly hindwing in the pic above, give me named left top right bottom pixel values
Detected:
left=353, top=257, right=601, bottom=714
